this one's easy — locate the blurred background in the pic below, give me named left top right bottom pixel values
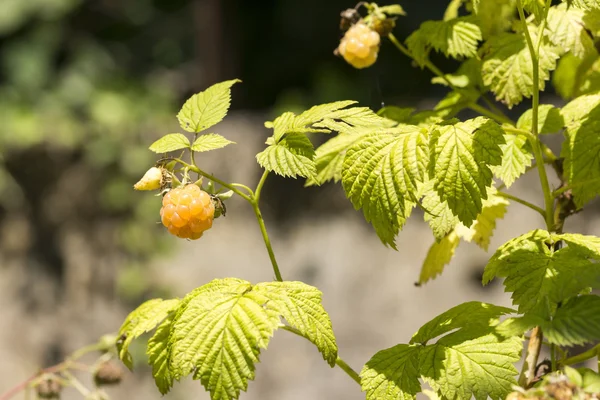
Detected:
left=0, top=0, right=597, bottom=399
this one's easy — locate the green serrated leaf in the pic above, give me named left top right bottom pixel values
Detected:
left=149, top=134, right=191, bottom=153
left=163, top=278, right=337, bottom=400
left=308, top=131, right=369, bottom=186
left=422, top=180, right=459, bottom=240
left=270, top=101, right=356, bottom=142
left=560, top=91, right=600, bottom=126
left=167, top=279, right=281, bottom=400
left=411, top=301, right=514, bottom=344
left=117, top=298, right=180, bottom=370
left=254, top=281, right=338, bottom=365
left=312, top=107, right=397, bottom=135
left=406, top=17, right=482, bottom=66
left=456, top=188, right=509, bottom=251
left=483, top=230, right=600, bottom=313
left=419, top=231, right=460, bottom=285
left=568, top=0, right=600, bottom=11
left=256, top=133, right=316, bottom=179
left=429, top=117, right=504, bottom=227
left=361, top=344, right=422, bottom=400
left=561, top=99, right=600, bottom=207
left=547, top=4, right=597, bottom=59
left=517, top=104, right=565, bottom=134
left=147, top=314, right=175, bottom=394
left=191, top=133, right=235, bottom=152
left=420, top=333, right=521, bottom=400
left=481, top=31, right=560, bottom=108
left=177, top=79, right=240, bottom=133
left=495, top=155, right=526, bottom=191
left=539, top=295, right=600, bottom=346
left=342, top=125, right=429, bottom=248
left=498, top=295, right=600, bottom=346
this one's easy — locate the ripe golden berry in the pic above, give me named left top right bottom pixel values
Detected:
left=338, top=23, right=380, bottom=69
left=160, top=184, right=215, bottom=240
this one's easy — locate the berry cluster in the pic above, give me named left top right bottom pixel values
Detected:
left=160, top=184, right=215, bottom=240
left=338, top=23, right=380, bottom=69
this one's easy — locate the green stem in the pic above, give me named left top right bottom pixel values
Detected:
left=175, top=159, right=253, bottom=202
left=281, top=326, right=361, bottom=385
left=387, top=33, right=514, bottom=126
left=516, top=0, right=554, bottom=232
left=251, top=201, right=283, bottom=282
left=254, top=171, right=270, bottom=203
left=560, top=343, right=600, bottom=366
left=249, top=170, right=283, bottom=282
left=0, top=338, right=108, bottom=400
left=61, top=370, right=91, bottom=397
left=468, top=103, right=514, bottom=125
left=502, top=126, right=537, bottom=143
left=516, top=0, right=554, bottom=387
left=496, top=191, right=546, bottom=217
left=551, top=344, right=557, bottom=372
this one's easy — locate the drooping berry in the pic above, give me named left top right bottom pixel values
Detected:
left=94, top=361, right=124, bottom=386
left=160, top=184, right=215, bottom=240
left=36, top=376, right=62, bottom=399
left=337, top=22, right=381, bottom=69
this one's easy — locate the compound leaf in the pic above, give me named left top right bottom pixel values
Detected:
left=177, top=79, right=240, bottom=133
left=411, top=301, right=514, bottom=345
left=256, top=133, right=316, bottom=179
left=361, top=344, right=422, bottom=400
left=254, top=281, right=338, bottom=366
left=308, top=131, right=369, bottom=186
left=167, top=279, right=281, bottom=400
left=406, top=17, right=482, bottom=66
left=149, top=133, right=191, bottom=153
left=428, top=117, right=504, bottom=227
left=546, top=4, right=597, bottom=59
left=191, top=133, right=235, bottom=152
left=163, top=278, right=337, bottom=400
left=342, top=125, right=429, bottom=248
left=419, top=231, right=460, bottom=285
left=483, top=230, right=600, bottom=313
left=419, top=333, right=521, bottom=400
left=117, top=298, right=180, bottom=370
left=498, top=295, right=600, bottom=346
left=481, top=31, right=560, bottom=108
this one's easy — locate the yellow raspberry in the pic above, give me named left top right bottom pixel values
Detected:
left=160, top=184, right=215, bottom=240
left=338, top=23, right=380, bottom=69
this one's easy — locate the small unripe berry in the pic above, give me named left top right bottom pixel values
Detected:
left=36, top=377, right=62, bottom=399
left=160, top=184, right=215, bottom=240
left=134, top=167, right=164, bottom=191
left=337, top=23, right=380, bottom=69
left=94, top=361, right=123, bottom=386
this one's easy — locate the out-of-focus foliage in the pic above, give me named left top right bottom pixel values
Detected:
left=0, top=0, right=190, bottom=302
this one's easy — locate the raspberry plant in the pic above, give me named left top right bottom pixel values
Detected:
left=8, top=0, right=600, bottom=399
